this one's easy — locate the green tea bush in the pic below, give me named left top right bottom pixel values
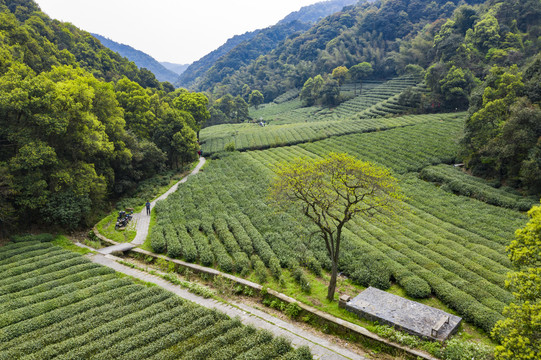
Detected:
left=292, top=267, right=311, bottom=294
left=285, top=302, right=302, bottom=318
left=419, top=164, right=536, bottom=211
left=269, top=256, right=281, bottom=279
left=150, top=227, right=166, bottom=253
left=252, top=255, right=268, bottom=283
left=233, top=252, right=251, bottom=275
left=11, top=233, right=54, bottom=243
left=208, top=234, right=234, bottom=273
left=400, top=275, right=432, bottom=298
left=164, top=225, right=181, bottom=258
left=176, top=224, right=198, bottom=262
left=282, top=346, right=313, bottom=360
left=306, top=256, right=322, bottom=277
left=190, top=230, right=214, bottom=266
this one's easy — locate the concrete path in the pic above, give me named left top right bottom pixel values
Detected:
left=97, top=242, right=134, bottom=255
left=131, top=157, right=206, bottom=245
left=88, top=253, right=367, bottom=360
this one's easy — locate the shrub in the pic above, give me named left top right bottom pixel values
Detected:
left=306, top=256, right=322, bottom=277
left=165, top=228, right=181, bottom=258
left=233, top=252, right=251, bottom=274
left=292, top=267, right=311, bottom=294
left=285, top=303, right=302, bottom=318
left=441, top=338, right=494, bottom=360
left=282, top=346, right=313, bottom=360
left=401, top=276, right=432, bottom=298
left=252, top=255, right=268, bottom=283
left=269, top=256, right=282, bottom=279
left=225, top=141, right=236, bottom=152
left=11, top=233, right=54, bottom=243
left=150, top=227, right=166, bottom=253
left=351, top=268, right=371, bottom=287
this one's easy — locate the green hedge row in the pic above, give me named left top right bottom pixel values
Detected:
left=0, top=287, right=169, bottom=358
left=420, top=164, right=537, bottom=211
left=0, top=241, right=312, bottom=359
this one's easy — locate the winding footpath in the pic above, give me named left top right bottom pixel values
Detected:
left=98, top=157, right=207, bottom=254
left=133, top=156, right=207, bottom=245
left=93, top=156, right=369, bottom=360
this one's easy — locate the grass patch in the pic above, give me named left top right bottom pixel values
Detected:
left=52, top=235, right=92, bottom=255
left=140, top=207, right=157, bottom=252
left=95, top=213, right=136, bottom=243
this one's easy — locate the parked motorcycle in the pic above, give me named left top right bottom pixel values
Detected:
left=115, top=210, right=134, bottom=230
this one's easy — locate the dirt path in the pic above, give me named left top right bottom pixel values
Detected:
left=131, top=157, right=206, bottom=246
left=88, top=252, right=368, bottom=360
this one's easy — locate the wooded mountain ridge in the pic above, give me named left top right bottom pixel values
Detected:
left=177, top=0, right=362, bottom=88
left=91, top=33, right=179, bottom=84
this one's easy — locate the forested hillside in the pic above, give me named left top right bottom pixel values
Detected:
left=177, top=0, right=361, bottom=90
left=176, top=30, right=262, bottom=88
left=0, top=0, right=164, bottom=88
left=278, top=0, right=360, bottom=25
left=0, top=0, right=210, bottom=232
left=91, top=33, right=179, bottom=84
left=178, top=21, right=311, bottom=90
left=204, top=0, right=539, bottom=102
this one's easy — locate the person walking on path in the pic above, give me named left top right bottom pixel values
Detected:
left=145, top=201, right=151, bottom=215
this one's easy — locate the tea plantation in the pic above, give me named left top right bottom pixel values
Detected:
left=0, top=239, right=311, bottom=360
left=151, top=112, right=529, bottom=334
left=200, top=113, right=455, bottom=154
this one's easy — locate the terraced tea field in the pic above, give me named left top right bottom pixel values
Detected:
left=153, top=113, right=529, bottom=334
left=200, top=113, right=458, bottom=154
left=420, top=164, right=538, bottom=211
left=0, top=240, right=311, bottom=360
left=330, top=75, right=422, bottom=120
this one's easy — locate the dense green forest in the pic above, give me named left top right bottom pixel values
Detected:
left=91, top=33, right=180, bottom=84
left=176, top=30, right=262, bottom=88
left=0, top=0, right=209, bottom=232
left=278, top=0, right=360, bottom=25
left=188, top=21, right=312, bottom=95
left=177, top=0, right=361, bottom=89
left=198, top=0, right=540, bottom=102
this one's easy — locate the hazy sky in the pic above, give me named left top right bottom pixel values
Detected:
left=35, top=0, right=322, bottom=64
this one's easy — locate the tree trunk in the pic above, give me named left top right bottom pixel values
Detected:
left=327, top=260, right=338, bottom=301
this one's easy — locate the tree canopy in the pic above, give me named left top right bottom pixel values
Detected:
left=269, top=153, right=403, bottom=300
left=0, top=1, right=209, bottom=231
left=492, top=202, right=541, bottom=359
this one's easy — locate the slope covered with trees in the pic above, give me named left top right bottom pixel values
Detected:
left=177, top=0, right=361, bottom=90
left=180, top=21, right=311, bottom=92
left=278, top=0, right=360, bottom=25
left=176, top=30, right=262, bottom=88
left=0, top=0, right=209, bottom=232
left=91, top=33, right=180, bottom=84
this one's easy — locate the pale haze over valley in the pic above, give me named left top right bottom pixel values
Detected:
left=35, top=0, right=323, bottom=64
